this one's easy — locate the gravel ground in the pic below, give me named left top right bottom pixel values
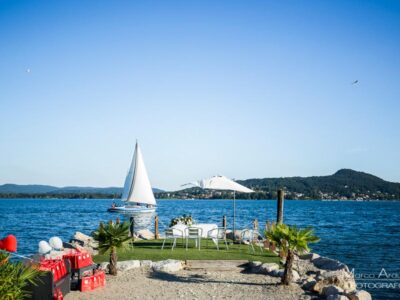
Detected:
left=65, top=268, right=309, bottom=300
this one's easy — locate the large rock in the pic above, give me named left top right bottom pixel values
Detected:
left=327, top=295, right=350, bottom=300
left=293, top=258, right=321, bottom=277
left=140, top=260, right=153, bottom=268
left=300, top=253, right=320, bottom=261
left=270, top=269, right=285, bottom=277
left=152, top=259, right=183, bottom=273
left=99, top=262, right=109, bottom=272
left=137, top=229, right=155, bottom=240
left=322, top=285, right=344, bottom=296
left=302, top=277, right=317, bottom=291
left=71, top=232, right=99, bottom=255
left=226, top=230, right=242, bottom=241
left=346, top=290, right=372, bottom=300
left=313, top=270, right=356, bottom=294
left=248, top=261, right=263, bottom=273
left=259, top=263, right=280, bottom=274
left=291, top=270, right=300, bottom=282
left=117, top=260, right=141, bottom=272
left=312, top=256, right=349, bottom=272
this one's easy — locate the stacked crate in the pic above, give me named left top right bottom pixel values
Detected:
left=26, top=258, right=71, bottom=300
left=62, top=249, right=105, bottom=292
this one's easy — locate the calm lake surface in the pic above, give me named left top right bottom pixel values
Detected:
left=0, top=199, right=399, bottom=299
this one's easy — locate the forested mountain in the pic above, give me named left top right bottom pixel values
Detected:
left=1, top=169, right=399, bottom=200
left=157, top=169, right=400, bottom=200
left=0, top=184, right=163, bottom=198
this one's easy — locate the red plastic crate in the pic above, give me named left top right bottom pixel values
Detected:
left=63, top=250, right=93, bottom=270
left=39, top=259, right=67, bottom=283
left=80, top=277, right=92, bottom=292
left=53, top=288, right=63, bottom=300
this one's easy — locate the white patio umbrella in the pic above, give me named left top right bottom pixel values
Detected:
left=182, top=175, right=254, bottom=240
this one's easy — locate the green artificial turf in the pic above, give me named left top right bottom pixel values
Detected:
left=93, top=239, right=279, bottom=264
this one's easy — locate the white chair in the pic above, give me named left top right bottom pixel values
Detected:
left=207, top=227, right=228, bottom=250
left=240, top=229, right=264, bottom=253
left=161, top=228, right=184, bottom=250
left=185, top=227, right=203, bottom=250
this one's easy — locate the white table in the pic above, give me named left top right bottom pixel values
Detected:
left=171, top=223, right=218, bottom=238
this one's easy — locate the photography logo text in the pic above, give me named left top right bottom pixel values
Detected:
left=351, top=268, right=400, bottom=289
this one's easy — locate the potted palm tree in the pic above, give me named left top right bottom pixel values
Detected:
left=0, top=252, right=42, bottom=299
left=92, top=220, right=131, bottom=275
left=266, top=224, right=319, bottom=285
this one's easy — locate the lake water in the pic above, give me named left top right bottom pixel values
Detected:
left=0, top=199, right=399, bottom=299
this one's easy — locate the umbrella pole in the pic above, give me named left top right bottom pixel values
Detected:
left=233, top=191, right=236, bottom=242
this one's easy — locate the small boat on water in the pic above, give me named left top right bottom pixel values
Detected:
left=108, top=142, right=156, bottom=214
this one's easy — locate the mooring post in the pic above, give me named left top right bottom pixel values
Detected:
left=277, top=189, right=284, bottom=224
left=253, top=219, right=258, bottom=231
left=130, top=216, right=135, bottom=241
left=154, top=216, right=159, bottom=240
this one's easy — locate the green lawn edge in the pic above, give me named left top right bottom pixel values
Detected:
left=93, top=239, right=280, bottom=264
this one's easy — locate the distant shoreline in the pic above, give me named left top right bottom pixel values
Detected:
left=0, top=196, right=399, bottom=202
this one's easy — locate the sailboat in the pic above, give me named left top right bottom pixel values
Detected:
left=107, top=142, right=157, bottom=213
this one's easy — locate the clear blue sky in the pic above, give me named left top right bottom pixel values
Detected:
left=0, top=0, right=399, bottom=190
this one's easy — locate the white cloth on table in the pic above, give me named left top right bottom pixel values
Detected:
left=171, top=223, right=218, bottom=240
left=192, top=224, right=218, bottom=238
left=171, top=224, right=188, bottom=237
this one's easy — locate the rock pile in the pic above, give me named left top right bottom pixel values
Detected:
left=99, top=259, right=183, bottom=274
left=70, top=232, right=99, bottom=255
left=248, top=253, right=371, bottom=300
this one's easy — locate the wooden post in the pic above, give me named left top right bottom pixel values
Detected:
left=277, top=189, right=284, bottom=224
left=154, top=216, right=159, bottom=240
left=253, top=219, right=258, bottom=231
left=130, top=216, right=135, bottom=241
left=222, top=215, right=227, bottom=230
left=116, top=217, right=120, bottom=224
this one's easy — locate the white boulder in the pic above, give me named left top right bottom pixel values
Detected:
left=327, top=295, right=350, bottom=300
left=313, top=270, right=356, bottom=294
left=300, top=253, right=320, bottom=261
left=346, top=290, right=372, bottom=300
left=137, top=229, right=155, bottom=240
left=312, top=256, right=349, bottom=272
left=140, top=260, right=153, bottom=268
left=322, top=285, right=344, bottom=296
left=117, top=260, right=141, bottom=272
left=291, top=270, right=300, bottom=282
left=270, top=269, right=285, bottom=277
left=259, top=263, right=280, bottom=274
left=99, top=262, right=110, bottom=271
left=152, top=259, right=183, bottom=273
left=72, top=231, right=99, bottom=255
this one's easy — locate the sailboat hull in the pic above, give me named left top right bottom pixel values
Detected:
left=107, top=206, right=156, bottom=214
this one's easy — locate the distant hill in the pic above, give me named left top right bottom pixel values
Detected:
left=237, top=169, right=400, bottom=200
left=1, top=169, right=399, bottom=200
left=157, top=169, right=400, bottom=200
left=0, top=184, right=164, bottom=197
left=0, top=184, right=59, bottom=194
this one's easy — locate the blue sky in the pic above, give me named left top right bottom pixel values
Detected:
left=0, top=0, right=399, bottom=190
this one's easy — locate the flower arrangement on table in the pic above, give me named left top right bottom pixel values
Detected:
left=169, top=214, right=195, bottom=227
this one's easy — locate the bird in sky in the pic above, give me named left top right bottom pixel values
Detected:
left=352, top=80, right=358, bottom=85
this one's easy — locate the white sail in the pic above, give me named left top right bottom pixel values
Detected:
left=121, top=151, right=135, bottom=201
left=122, top=142, right=156, bottom=206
